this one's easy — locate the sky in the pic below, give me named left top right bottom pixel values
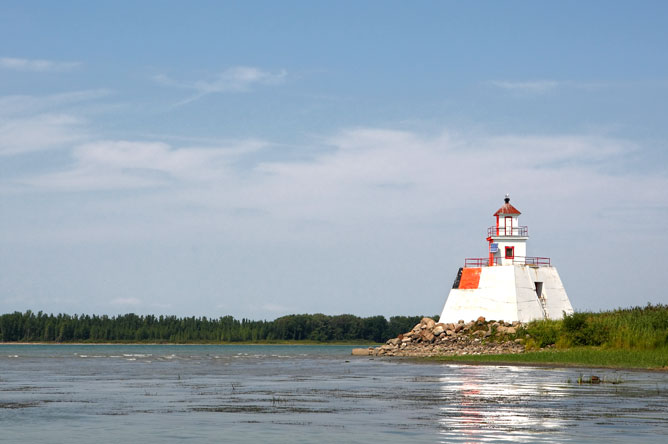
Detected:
left=1, top=1, right=667, bottom=319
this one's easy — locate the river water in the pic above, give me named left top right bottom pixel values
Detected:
left=1, top=344, right=667, bottom=443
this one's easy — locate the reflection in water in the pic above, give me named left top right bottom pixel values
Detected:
left=1, top=346, right=667, bottom=443
left=437, top=364, right=668, bottom=443
left=439, top=365, right=586, bottom=443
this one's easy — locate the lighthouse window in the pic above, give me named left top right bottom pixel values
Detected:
left=505, top=247, right=514, bottom=259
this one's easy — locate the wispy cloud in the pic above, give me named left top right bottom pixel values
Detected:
left=489, top=80, right=559, bottom=93
left=18, top=127, right=645, bottom=206
left=0, top=57, right=81, bottom=72
left=0, top=90, right=113, bottom=156
left=0, top=113, right=87, bottom=156
left=24, top=139, right=267, bottom=190
left=154, top=66, right=287, bottom=105
left=0, top=89, right=110, bottom=117
left=14, top=125, right=663, bottom=244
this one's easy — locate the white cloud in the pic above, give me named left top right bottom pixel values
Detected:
left=0, top=90, right=110, bottom=117
left=250, top=129, right=639, bottom=220
left=154, top=66, right=287, bottom=105
left=9, top=126, right=666, bottom=249
left=0, top=90, right=112, bottom=156
left=5, top=126, right=666, bottom=315
left=0, top=57, right=81, bottom=72
left=0, top=113, right=87, bottom=156
left=24, top=138, right=267, bottom=190
left=490, top=80, right=559, bottom=93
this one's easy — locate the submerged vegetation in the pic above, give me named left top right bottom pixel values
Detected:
left=0, top=311, right=429, bottom=344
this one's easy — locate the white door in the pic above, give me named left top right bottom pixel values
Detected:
left=505, top=217, right=513, bottom=235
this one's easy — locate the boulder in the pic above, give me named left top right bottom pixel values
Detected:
left=419, top=330, right=435, bottom=343
left=421, top=317, right=436, bottom=329
left=352, top=348, right=371, bottom=356
left=476, top=316, right=486, bottom=324
left=433, top=325, right=445, bottom=336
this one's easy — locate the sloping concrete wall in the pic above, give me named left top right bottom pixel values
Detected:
left=439, top=265, right=573, bottom=323
left=531, top=267, right=574, bottom=319
left=514, top=265, right=547, bottom=322
left=439, top=266, right=517, bottom=323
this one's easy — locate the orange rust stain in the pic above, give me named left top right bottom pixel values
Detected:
left=459, top=268, right=481, bottom=289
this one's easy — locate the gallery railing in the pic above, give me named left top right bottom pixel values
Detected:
left=487, top=226, right=528, bottom=237
left=464, top=256, right=551, bottom=267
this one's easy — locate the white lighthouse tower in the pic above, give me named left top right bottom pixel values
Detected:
left=439, top=196, right=574, bottom=323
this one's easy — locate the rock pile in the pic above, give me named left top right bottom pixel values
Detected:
left=352, top=316, right=526, bottom=357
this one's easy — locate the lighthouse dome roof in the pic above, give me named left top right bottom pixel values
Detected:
left=494, top=196, right=521, bottom=216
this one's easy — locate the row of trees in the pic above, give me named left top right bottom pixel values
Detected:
left=0, top=311, right=431, bottom=343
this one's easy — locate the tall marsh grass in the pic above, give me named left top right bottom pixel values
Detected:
left=521, top=304, right=668, bottom=351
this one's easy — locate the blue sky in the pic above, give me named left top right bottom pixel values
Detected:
left=1, top=1, right=667, bottom=319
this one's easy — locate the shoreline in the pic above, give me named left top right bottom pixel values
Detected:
left=419, top=356, right=668, bottom=373
left=0, top=341, right=381, bottom=346
left=353, top=317, right=668, bottom=372
left=3, top=342, right=666, bottom=372
left=358, top=350, right=668, bottom=372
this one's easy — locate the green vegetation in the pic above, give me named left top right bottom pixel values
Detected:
left=0, top=311, right=427, bottom=344
left=518, top=304, right=668, bottom=350
left=436, top=304, right=668, bottom=369
left=433, top=348, right=668, bottom=369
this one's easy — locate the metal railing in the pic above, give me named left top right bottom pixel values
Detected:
left=464, top=256, right=551, bottom=268
left=487, top=225, right=528, bottom=237
left=464, top=257, right=493, bottom=267
left=524, top=256, right=551, bottom=266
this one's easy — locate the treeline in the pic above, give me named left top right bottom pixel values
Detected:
left=523, top=304, right=668, bottom=350
left=0, top=311, right=432, bottom=343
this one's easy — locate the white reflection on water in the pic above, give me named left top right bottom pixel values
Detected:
left=438, top=365, right=572, bottom=443
left=436, top=364, right=668, bottom=444
left=1, top=346, right=667, bottom=443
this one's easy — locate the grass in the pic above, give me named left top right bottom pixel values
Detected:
left=429, top=305, right=668, bottom=370
left=432, top=347, right=668, bottom=369
left=518, top=304, right=668, bottom=351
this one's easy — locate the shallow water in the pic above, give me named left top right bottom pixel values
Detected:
left=1, top=345, right=667, bottom=443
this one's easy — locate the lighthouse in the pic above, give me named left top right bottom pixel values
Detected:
left=439, top=196, right=574, bottom=323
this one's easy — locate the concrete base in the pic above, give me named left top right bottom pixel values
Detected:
left=439, top=265, right=573, bottom=324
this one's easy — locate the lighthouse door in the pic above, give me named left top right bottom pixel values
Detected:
left=505, top=217, right=513, bottom=236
